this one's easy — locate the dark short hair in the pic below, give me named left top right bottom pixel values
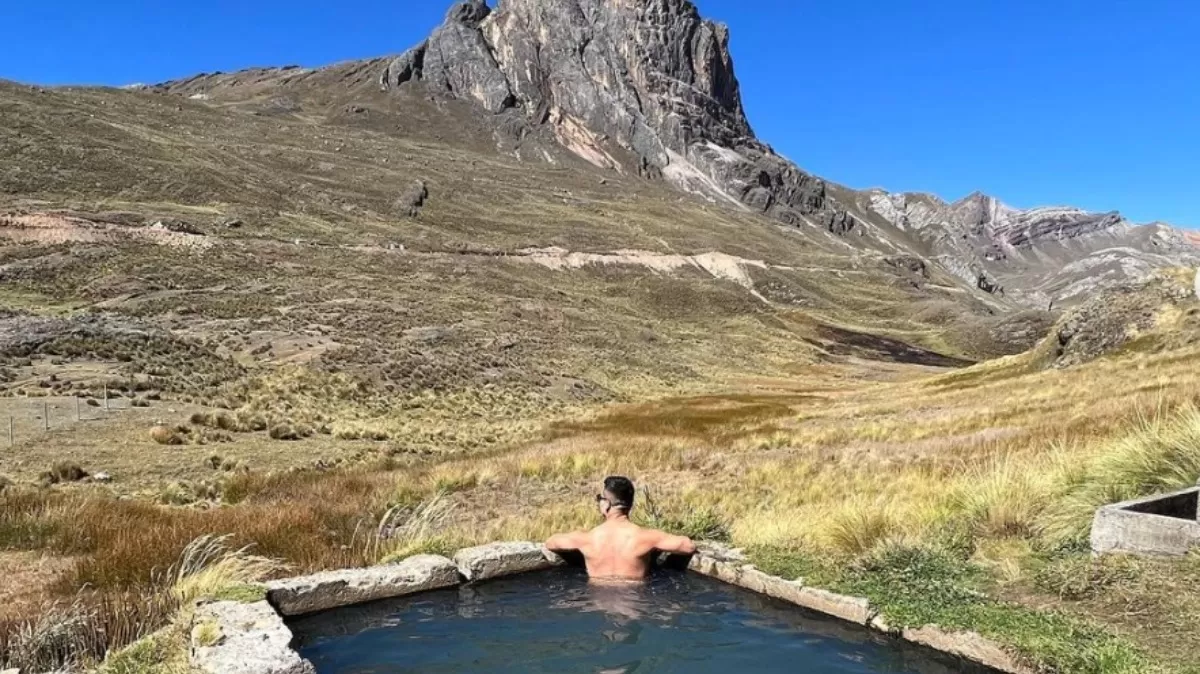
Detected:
left=603, top=476, right=635, bottom=510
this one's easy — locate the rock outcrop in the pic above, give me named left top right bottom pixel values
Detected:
left=1041, top=270, right=1199, bottom=368
left=382, top=0, right=846, bottom=227
left=860, top=190, right=1200, bottom=306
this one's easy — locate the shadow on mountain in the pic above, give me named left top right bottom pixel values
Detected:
left=816, top=326, right=975, bottom=368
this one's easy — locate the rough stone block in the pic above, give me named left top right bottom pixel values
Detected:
left=453, top=541, right=562, bottom=581
left=688, top=554, right=871, bottom=625
left=266, top=554, right=459, bottom=616
left=902, top=625, right=1032, bottom=674
left=789, top=586, right=872, bottom=625
left=191, top=601, right=314, bottom=674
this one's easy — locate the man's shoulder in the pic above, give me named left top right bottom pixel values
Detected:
left=631, top=525, right=669, bottom=542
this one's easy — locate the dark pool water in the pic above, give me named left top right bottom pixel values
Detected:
left=290, top=569, right=997, bottom=674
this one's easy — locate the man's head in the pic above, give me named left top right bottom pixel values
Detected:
left=597, top=476, right=635, bottom=517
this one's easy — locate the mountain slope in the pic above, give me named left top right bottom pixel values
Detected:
left=855, top=190, right=1198, bottom=307
left=156, top=0, right=1196, bottom=309
left=2, top=72, right=1042, bottom=469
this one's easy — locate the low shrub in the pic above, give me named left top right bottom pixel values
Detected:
left=268, top=424, right=300, bottom=441
left=638, top=489, right=731, bottom=542
left=40, top=463, right=89, bottom=485
left=149, top=426, right=185, bottom=446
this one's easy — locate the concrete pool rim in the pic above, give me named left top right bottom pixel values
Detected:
left=188, top=541, right=1031, bottom=674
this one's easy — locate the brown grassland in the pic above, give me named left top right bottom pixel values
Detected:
left=4, top=334, right=1200, bottom=673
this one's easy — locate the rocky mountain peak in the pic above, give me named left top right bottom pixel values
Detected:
left=447, top=0, right=491, bottom=26
left=381, top=0, right=847, bottom=229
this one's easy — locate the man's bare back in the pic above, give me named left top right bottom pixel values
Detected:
left=545, top=477, right=697, bottom=580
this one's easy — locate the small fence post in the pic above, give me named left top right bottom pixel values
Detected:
left=104, top=383, right=110, bottom=413
left=44, top=401, right=50, bottom=432
left=76, top=396, right=81, bottom=422
left=7, top=417, right=12, bottom=446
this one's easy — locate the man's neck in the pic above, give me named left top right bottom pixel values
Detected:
left=604, top=512, right=630, bottom=523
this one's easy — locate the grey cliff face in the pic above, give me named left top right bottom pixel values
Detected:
left=861, top=189, right=1200, bottom=306
left=382, top=1, right=513, bottom=113
left=383, top=0, right=842, bottom=224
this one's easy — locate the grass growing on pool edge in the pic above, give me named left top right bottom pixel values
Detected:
left=751, top=544, right=1164, bottom=674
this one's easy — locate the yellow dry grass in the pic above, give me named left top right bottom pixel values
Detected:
left=5, top=337, right=1200, bottom=670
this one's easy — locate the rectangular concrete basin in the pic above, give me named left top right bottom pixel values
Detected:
left=1091, top=487, right=1200, bottom=557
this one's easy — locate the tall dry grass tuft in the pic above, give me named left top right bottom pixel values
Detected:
left=950, top=456, right=1059, bottom=539
left=1039, top=406, right=1200, bottom=545
left=170, top=534, right=287, bottom=606
left=638, top=488, right=731, bottom=542
left=817, top=498, right=904, bottom=558
left=1, top=534, right=285, bottom=672
left=0, top=596, right=100, bottom=673
left=0, top=590, right=178, bottom=673
left=373, top=493, right=457, bottom=562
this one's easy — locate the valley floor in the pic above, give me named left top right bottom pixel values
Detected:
left=4, top=339, right=1200, bottom=673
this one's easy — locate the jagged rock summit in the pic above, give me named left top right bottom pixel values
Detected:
left=383, top=0, right=844, bottom=229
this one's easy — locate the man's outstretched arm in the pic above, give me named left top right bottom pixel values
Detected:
left=648, top=530, right=697, bottom=555
left=545, top=531, right=589, bottom=553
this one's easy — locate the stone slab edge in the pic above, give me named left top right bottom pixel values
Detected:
left=1090, top=486, right=1200, bottom=557
left=687, top=552, right=1032, bottom=674
left=191, top=600, right=315, bottom=674
left=266, top=554, right=460, bottom=616
left=452, top=541, right=564, bottom=581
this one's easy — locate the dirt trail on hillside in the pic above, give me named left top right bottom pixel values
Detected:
left=0, top=213, right=213, bottom=249
left=517, top=246, right=773, bottom=290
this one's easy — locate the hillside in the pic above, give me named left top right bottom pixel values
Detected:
left=154, top=0, right=1198, bottom=309
left=0, top=68, right=1053, bottom=467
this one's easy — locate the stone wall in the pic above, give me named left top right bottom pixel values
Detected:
left=191, top=540, right=1028, bottom=674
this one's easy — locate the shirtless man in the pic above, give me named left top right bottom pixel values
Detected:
left=545, top=476, right=697, bottom=581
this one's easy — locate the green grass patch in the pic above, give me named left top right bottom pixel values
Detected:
left=210, top=583, right=268, bottom=603
left=750, top=544, right=1158, bottom=674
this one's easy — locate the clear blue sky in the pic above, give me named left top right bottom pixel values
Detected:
left=2, top=0, right=1197, bottom=226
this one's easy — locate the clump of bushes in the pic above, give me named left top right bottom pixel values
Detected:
left=205, top=455, right=245, bottom=472
left=268, top=424, right=300, bottom=441
left=190, top=411, right=240, bottom=431
left=149, top=425, right=186, bottom=446
left=39, top=462, right=89, bottom=485
left=158, top=480, right=219, bottom=506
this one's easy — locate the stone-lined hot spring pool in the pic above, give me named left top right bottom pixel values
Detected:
left=289, top=568, right=998, bottom=673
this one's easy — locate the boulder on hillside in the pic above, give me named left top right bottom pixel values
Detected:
left=396, top=180, right=428, bottom=218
